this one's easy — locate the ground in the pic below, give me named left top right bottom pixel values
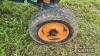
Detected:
left=0, top=0, right=100, bottom=56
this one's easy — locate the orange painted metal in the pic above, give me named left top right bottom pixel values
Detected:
left=43, top=0, right=51, bottom=4
left=38, top=22, right=69, bottom=42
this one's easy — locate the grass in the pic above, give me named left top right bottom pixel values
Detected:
left=0, top=0, right=100, bottom=56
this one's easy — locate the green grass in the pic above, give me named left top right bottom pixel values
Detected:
left=0, top=0, right=100, bottom=56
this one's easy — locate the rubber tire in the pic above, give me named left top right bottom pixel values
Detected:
left=29, top=7, right=78, bottom=44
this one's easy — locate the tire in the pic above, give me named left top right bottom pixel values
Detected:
left=29, top=7, right=78, bottom=44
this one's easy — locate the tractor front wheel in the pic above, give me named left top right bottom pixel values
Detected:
left=29, top=7, right=78, bottom=44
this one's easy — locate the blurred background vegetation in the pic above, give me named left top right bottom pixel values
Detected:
left=0, top=0, right=100, bottom=56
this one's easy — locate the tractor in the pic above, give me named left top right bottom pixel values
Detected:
left=3, top=0, right=78, bottom=44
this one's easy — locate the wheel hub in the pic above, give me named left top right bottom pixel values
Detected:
left=49, top=29, right=58, bottom=36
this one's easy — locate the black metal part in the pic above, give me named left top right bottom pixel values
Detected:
left=49, top=29, right=58, bottom=36
left=50, top=0, right=60, bottom=4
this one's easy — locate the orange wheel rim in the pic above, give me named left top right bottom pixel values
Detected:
left=38, top=22, right=69, bottom=42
